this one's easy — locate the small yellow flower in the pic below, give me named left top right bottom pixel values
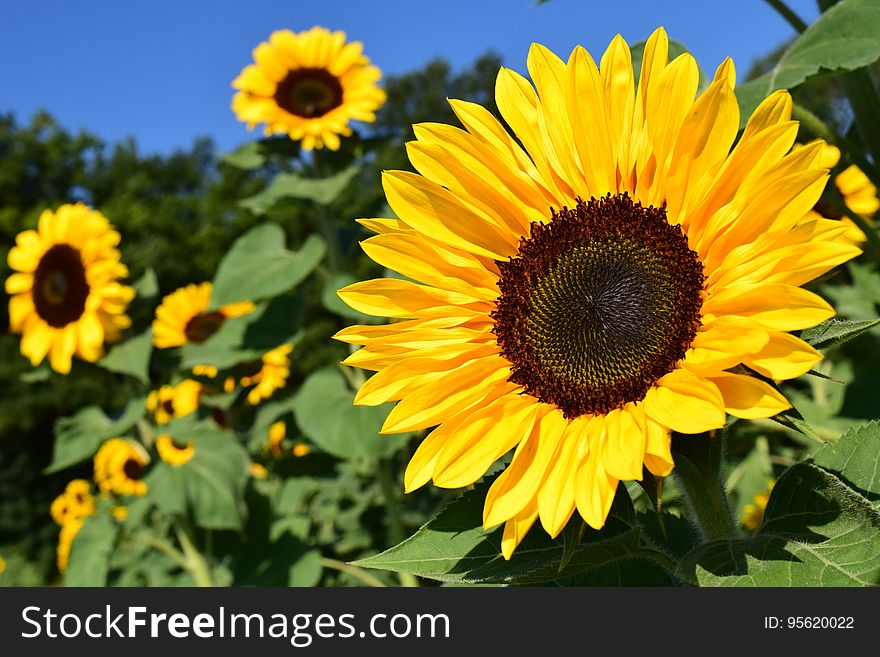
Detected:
left=250, top=463, right=268, bottom=479
left=156, top=434, right=195, bottom=467
left=267, top=421, right=287, bottom=456
left=742, top=480, right=775, bottom=531
left=110, top=506, right=129, bottom=522
left=94, top=438, right=148, bottom=497
left=292, top=443, right=312, bottom=458
left=232, top=26, right=386, bottom=150
left=50, top=479, right=96, bottom=526
left=146, top=379, right=202, bottom=424
left=5, top=203, right=135, bottom=374
left=152, top=282, right=254, bottom=348
left=0, top=555, right=6, bottom=575
left=56, top=517, right=84, bottom=574
left=241, top=344, right=293, bottom=405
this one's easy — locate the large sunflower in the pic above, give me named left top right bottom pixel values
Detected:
left=231, top=26, right=386, bottom=150
left=152, top=282, right=253, bottom=348
left=5, top=203, right=135, bottom=374
left=336, top=29, right=861, bottom=558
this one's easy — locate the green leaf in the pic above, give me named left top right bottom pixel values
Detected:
left=221, top=142, right=265, bottom=170
left=145, top=428, right=250, bottom=530
left=97, top=330, right=153, bottom=384
left=736, top=0, right=880, bottom=126
left=179, top=296, right=301, bottom=370
left=353, top=481, right=644, bottom=584
left=813, top=420, right=880, bottom=503
left=800, top=318, right=880, bottom=350
left=210, top=224, right=325, bottom=307
left=133, top=268, right=159, bottom=299
left=65, top=514, right=118, bottom=586
left=20, top=365, right=51, bottom=383
left=46, top=397, right=147, bottom=473
left=677, top=461, right=880, bottom=586
left=292, top=367, right=408, bottom=460
left=240, top=166, right=359, bottom=214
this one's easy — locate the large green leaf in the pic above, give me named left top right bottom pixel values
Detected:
left=677, top=461, right=880, bottom=586
left=736, top=0, right=880, bottom=126
left=291, top=367, right=408, bottom=460
left=240, top=166, right=359, bottom=214
left=46, top=397, right=147, bottom=473
left=221, top=142, right=265, bottom=170
left=210, top=224, right=325, bottom=307
left=800, top=318, right=880, bottom=350
left=132, top=268, right=159, bottom=299
left=354, top=481, right=646, bottom=584
left=65, top=514, right=118, bottom=586
left=97, top=330, right=153, bottom=384
left=813, top=421, right=880, bottom=503
left=179, top=296, right=301, bottom=370
left=145, top=427, right=250, bottom=530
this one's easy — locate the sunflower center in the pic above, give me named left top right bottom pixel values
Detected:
left=32, top=244, right=90, bottom=328
left=184, top=312, right=225, bottom=344
left=274, top=68, right=343, bottom=118
left=122, top=458, right=143, bottom=481
left=161, top=399, right=175, bottom=416
left=492, top=193, right=705, bottom=419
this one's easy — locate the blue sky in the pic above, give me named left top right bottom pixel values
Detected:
left=0, top=0, right=819, bottom=155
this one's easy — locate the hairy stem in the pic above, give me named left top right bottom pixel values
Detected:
left=376, top=459, right=419, bottom=588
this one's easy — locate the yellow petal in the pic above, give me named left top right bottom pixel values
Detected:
left=338, top=278, right=486, bottom=319
left=643, top=368, right=726, bottom=434
left=702, top=284, right=834, bottom=331
left=745, top=332, right=822, bottom=380
left=643, top=417, right=674, bottom=477
left=500, top=498, right=539, bottom=560
left=537, top=415, right=590, bottom=538
left=574, top=444, right=619, bottom=530
left=600, top=406, right=646, bottom=481
left=707, top=372, right=791, bottom=419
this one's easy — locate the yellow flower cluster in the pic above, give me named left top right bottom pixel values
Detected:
left=241, top=344, right=294, bottom=405
left=94, top=438, right=149, bottom=497
left=50, top=479, right=97, bottom=573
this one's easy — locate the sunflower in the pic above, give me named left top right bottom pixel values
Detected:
left=50, top=479, right=96, bottom=526
left=0, top=555, right=5, bottom=576
left=146, top=379, right=202, bottom=424
left=231, top=26, right=386, bottom=150
left=240, top=344, right=293, bottom=405
left=806, top=143, right=878, bottom=245
left=152, top=282, right=254, bottom=348
left=335, top=29, right=861, bottom=558
left=5, top=203, right=135, bottom=374
left=94, top=438, right=148, bottom=497
left=742, top=480, right=775, bottom=531
left=265, top=420, right=311, bottom=457
left=156, top=434, right=195, bottom=467
left=250, top=463, right=269, bottom=479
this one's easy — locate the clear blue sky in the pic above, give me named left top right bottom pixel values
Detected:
left=0, top=0, right=819, bottom=155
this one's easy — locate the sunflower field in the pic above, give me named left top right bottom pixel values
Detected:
left=1, top=0, right=879, bottom=590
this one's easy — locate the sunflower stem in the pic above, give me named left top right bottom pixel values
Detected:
left=763, top=0, right=809, bottom=32
left=376, top=458, right=419, bottom=587
left=671, top=431, right=738, bottom=542
left=311, top=149, right=342, bottom=272
left=174, top=521, right=214, bottom=587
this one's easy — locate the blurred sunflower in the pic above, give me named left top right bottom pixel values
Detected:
left=240, top=344, right=293, bottom=405
left=156, top=434, right=195, bottom=467
left=807, top=143, right=878, bottom=245
left=265, top=420, right=311, bottom=457
left=742, top=480, right=775, bottom=530
left=192, top=364, right=237, bottom=393
left=231, top=26, right=386, bottom=150
left=146, top=379, right=202, bottom=424
left=94, top=438, right=148, bottom=497
left=336, top=28, right=860, bottom=558
left=56, top=518, right=84, bottom=574
left=5, top=203, right=135, bottom=374
left=152, top=282, right=254, bottom=348
left=50, top=479, right=96, bottom=526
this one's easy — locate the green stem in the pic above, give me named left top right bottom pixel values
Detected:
left=671, top=431, right=738, bottom=542
left=763, top=0, right=809, bottom=32
left=630, top=548, right=678, bottom=574
left=320, top=558, right=387, bottom=587
left=174, top=522, right=214, bottom=587
left=311, top=149, right=341, bottom=272
left=135, top=532, right=190, bottom=571
left=376, top=459, right=419, bottom=587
